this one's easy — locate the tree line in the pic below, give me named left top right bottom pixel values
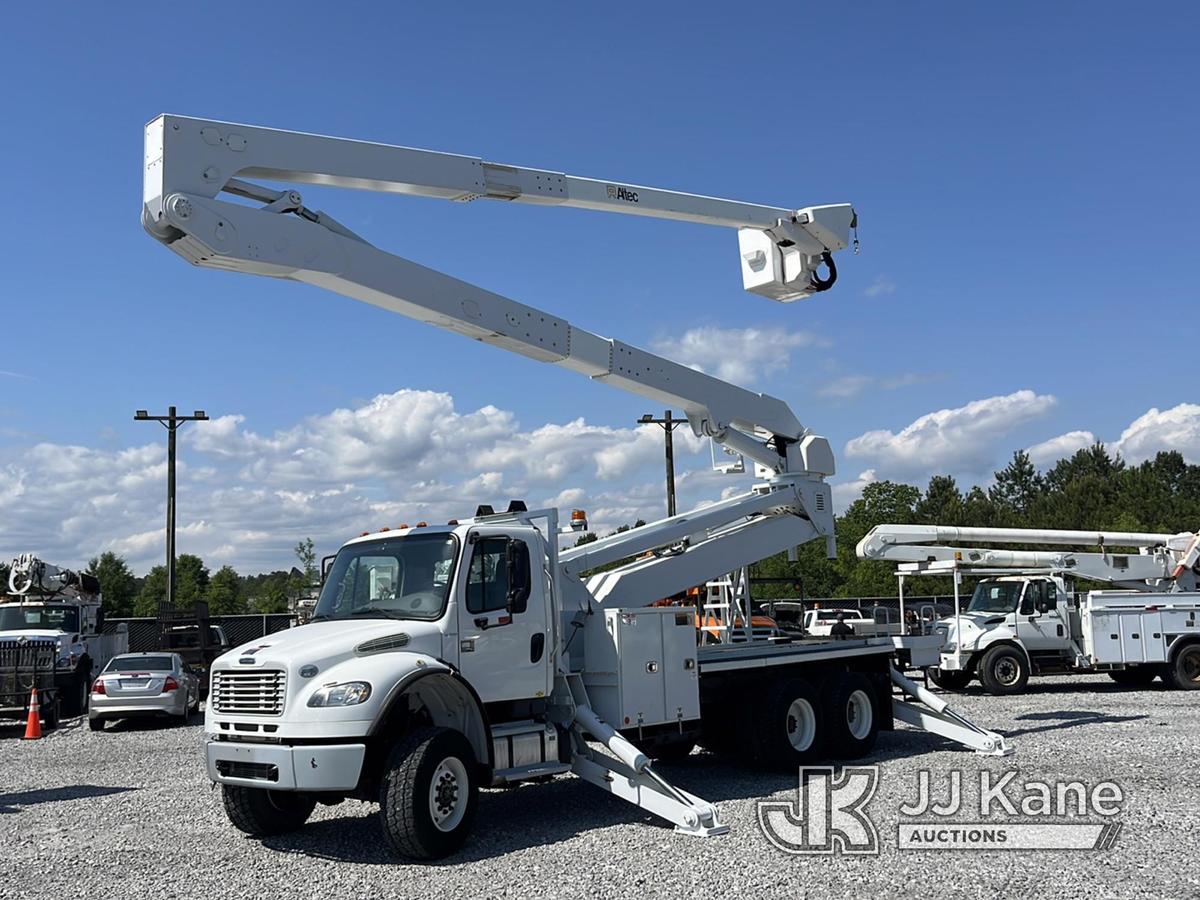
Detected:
left=751, top=444, right=1200, bottom=600
left=11, top=538, right=322, bottom=618
left=6, top=444, right=1195, bottom=614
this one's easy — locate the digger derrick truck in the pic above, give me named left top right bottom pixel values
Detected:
left=0, top=554, right=128, bottom=722
left=143, top=115, right=1010, bottom=860
left=857, top=525, right=1200, bottom=694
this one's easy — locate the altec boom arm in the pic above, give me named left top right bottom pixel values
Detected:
left=142, top=115, right=852, bottom=480
left=856, top=524, right=1200, bottom=591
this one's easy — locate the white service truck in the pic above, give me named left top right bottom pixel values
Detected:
left=857, top=525, right=1200, bottom=694
left=143, top=115, right=1009, bottom=860
left=0, top=554, right=128, bottom=720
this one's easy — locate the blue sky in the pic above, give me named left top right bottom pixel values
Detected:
left=1, top=4, right=1198, bottom=573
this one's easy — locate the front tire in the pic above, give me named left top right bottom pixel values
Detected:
left=927, top=667, right=972, bottom=691
left=1163, top=644, right=1200, bottom=691
left=379, top=726, right=478, bottom=860
left=823, top=672, right=879, bottom=759
left=61, top=672, right=88, bottom=717
left=222, top=786, right=317, bottom=836
left=979, top=646, right=1029, bottom=695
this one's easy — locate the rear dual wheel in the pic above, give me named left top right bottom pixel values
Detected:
left=746, top=671, right=879, bottom=769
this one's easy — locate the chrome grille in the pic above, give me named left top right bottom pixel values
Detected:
left=211, top=670, right=286, bottom=716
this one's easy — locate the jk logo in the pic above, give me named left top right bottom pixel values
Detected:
left=757, top=766, right=880, bottom=855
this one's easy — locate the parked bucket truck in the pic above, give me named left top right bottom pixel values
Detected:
left=857, top=524, right=1200, bottom=694
left=0, top=553, right=128, bottom=721
left=143, top=115, right=1009, bottom=860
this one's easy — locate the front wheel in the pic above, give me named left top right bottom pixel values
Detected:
left=379, top=726, right=478, bottom=860
left=222, top=786, right=317, bottom=836
left=1163, top=644, right=1200, bottom=691
left=979, top=646, right=1029, bottom=695
left=61, top=672, right=88, bottom=717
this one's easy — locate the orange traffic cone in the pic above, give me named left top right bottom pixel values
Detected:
left=22, top=686, right=43, bottom=740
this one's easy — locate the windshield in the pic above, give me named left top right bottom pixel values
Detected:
left=105, top=655, right=175, bottom=673
left=967, top=581, right=1023, bottom=614
left=313, top=534, right=459, bottom=622
left=0, top=604, right=80, bottom=633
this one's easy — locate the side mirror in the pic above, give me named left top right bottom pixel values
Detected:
left=505, top=541, right=531, bottom=614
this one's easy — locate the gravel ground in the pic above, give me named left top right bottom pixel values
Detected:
left=2, top=674, right=1198, bottom=900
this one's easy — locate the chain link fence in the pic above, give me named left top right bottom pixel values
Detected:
left=103, top=614, right=297, bottom=652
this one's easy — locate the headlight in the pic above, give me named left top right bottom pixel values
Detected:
left=307, top=681, right=372, bottom=707
left=943, top=642, right=957, bottom=653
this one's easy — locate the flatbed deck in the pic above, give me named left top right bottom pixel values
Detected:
left=696, top=635, right=895, bottom=673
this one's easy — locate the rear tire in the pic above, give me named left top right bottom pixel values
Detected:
left=88, top=717, right=105, bottom=732
left=823, top=672, right=879, bottom=759
left=222, top=786, right=317, bottom=836
left=927, top=667, right=972, bottom=691
left=979, top=646, right=1029, bottom=695
left=1107, top=667, right=1158, bottom=687
left=746, top=676, right=825, bottom=769
left=379, top=726, right=478, bottom=860
left=1163, top=644, right=1200, bottom=691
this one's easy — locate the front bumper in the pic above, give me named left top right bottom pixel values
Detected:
left=90, top=692, right=187, bottom=719
left=205, top=738, right=366, bottom=791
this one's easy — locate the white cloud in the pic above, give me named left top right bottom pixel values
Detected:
left=864, top=275, right=896, bottom=298
left=1026, top=430, right=1096, bottom=468
left=0, top=389, right=717, bottom=575
left=844, top=390, right=1057, bottom=478
left=832, top=469, right=878, bottom=509
left=652, top=326, right=824, bottom=385
left=1113, top=404, right=1200, bottom=464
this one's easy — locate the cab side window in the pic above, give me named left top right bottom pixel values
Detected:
left=466, top=537, right=532, bottom=615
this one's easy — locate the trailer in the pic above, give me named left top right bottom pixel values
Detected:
left=857, top=524, right=1200, bottom=693
left=142, top=115, right=1009, bottom=860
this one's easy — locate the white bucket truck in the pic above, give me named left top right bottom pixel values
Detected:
left=143, top=115, right=1010, bottom=859
left=857, top=524, right=1200, bottom=694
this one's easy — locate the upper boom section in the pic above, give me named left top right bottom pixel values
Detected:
left=144, top=115, right=856, bottom=303
left=141, top=114, right=853, bottom=479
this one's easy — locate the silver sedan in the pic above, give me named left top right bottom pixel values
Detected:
left=89, top=652, right=200, bottom=731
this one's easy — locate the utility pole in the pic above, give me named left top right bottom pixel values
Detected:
left=638, top=410, right=685, bottom=517
left=134, top=407, right=208, bottom=609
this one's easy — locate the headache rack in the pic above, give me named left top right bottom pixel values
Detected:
left=0, top=638, right=57, bottom=714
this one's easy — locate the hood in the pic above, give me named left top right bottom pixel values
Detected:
left=216, top=617, right=444, bottom=673
left=0, top=629, right=66, bottom=644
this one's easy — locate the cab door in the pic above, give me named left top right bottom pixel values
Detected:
left=1017, top=580, right=1068, bottom=652
left=454, top=528, right=551, bottom=703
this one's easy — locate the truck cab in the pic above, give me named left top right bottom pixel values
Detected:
left=0, top=594, right=127, bottom=717
left=205, top=519, right=562, bottom=858
left=933, top=575, right=1073, bottom=692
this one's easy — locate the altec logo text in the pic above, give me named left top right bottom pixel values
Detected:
left=606, top=184, right=639, bottom=203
